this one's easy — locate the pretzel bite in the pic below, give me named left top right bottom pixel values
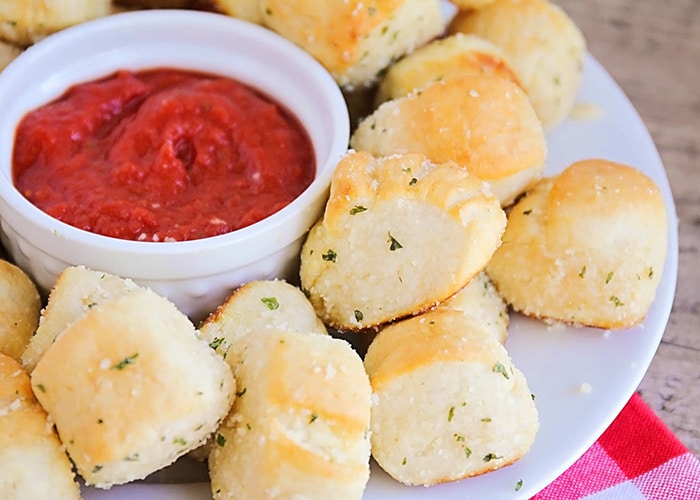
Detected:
left=364, top=308, right=538, bottom=485
left=209, top=330, right=371, bottom=499
left=30, top=288, right=235, bottom=488
left=437, top=271, right=509, bottom=343
left=299, top=151, right=505, bottom=331
left=0, top=354, right=81, bottom=499
left=351, top=75, right=546, bottom=207
left=259, top=0, right=446, bottom=89
left=0, top=260, right=41, bottom=362
left=374, top=33, right=520, bottom=105
left=198, top=279, right=327, bottom=363
left=0, top=0, right=112, bottom=46
left=486, top=159, right=668, bottom=329
left=449, top=0, right=586, bottom=128
left=21, top=266, right=140, bottom=373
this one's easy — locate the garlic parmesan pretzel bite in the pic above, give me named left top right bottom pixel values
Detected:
left=0, top=354, right=81, bottom=499
left=198, top=279, right=327, bottom=364
left=374, top=33, right=520, bottom=106
left=0, top=260, right=40, bottom=362
left=486, top=159, right=668, bottom=329
left=299, top=151, right=505, bottom=331
left=31, top=288, right=235, bottom=488
left=259, top=0, right=446, bottom=89
left=365, top=308, right=538, bottom=485
left=0, top=0, right=111, bottom=46
left=449, top=0, right=586, bottom=128
left=351, top=74, right=547, bottom=207
left=21, top=266, right=140, bottom=373
left=209, top=330, right=371, bottom=499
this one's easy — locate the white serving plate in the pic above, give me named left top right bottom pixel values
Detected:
left=79, top=52, right=678, bottom=500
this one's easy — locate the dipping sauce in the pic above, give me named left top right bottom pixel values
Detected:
left=12, top=69, right=315, bottom=242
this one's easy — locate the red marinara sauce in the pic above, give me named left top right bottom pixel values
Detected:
left=12, top=69, right=315, bottom=241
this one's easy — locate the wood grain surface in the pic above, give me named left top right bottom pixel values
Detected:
left=557, top=0, right=700, bottom=456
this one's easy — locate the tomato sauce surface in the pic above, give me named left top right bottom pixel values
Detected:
left=12, top=69, right=315, bottom=241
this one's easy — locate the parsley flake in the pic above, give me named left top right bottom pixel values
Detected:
left=388, top=232, right=403, bottom=251
left=609, top=295, right=624, bottom=307
left=515, top=479, right=523, bottom=491
left=113, top=353, right=139, bottom=370
left=350, top=205, right=367, bottom=215
left=448, top=406, right=455, bottom=422
left=261, top=297, right=279, bottom=310
left=322, top=249, right=337, bottom=262
left=209, top=337, right=224, bottom=350
left=216, top=434, right=226, bottom=447
left=492, top=362, right=510, bottom=379
left=605, top=271, right=614, bottom=284
left=579, top=265, right=587, bottom=278
left=354, top=309, right=364, bottom=322
left=483, top=453, right=502, bottom=462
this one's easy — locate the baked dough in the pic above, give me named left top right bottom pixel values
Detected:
left=0, top=0, right=112, bottom=46
left=486, top=159, right=668, bottom=328
left=30, top=288, right=235, bottom=488
left=0, top=354, right=81, bottom=499
left=350, top=75, right=547, bottom=207
left=0, top=260, right=41, bottom=362
left=209, top=330, right=371, bottom=499
left=21, top=265, right=140, bottom=373
left=374, top=33, right=520, bottom=105
left=364, top=308, right=538, bottom=485
left=198, top=279, right=327, bottom=363
left=449, top=0, right=586, bottom=128
left=299, top=151, right=505, bottom=331
left=437, top=271, right=509, bottom=344
left=259, top=0, right=446, bottom=89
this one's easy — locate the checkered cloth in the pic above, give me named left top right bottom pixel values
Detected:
left=532, top=393, right=700, bottom=499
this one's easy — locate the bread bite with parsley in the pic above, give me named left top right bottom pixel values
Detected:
left=30, top=288, right=235, bottom=489
left=374, top=33, right=520, bottom=106
left=259, top=0, right=446, bottom=89
left=198, top=279, right=327, bottom=364
left=449, top=0, right=586, bottom=128
left=209, top=330, right=372, bottom=499
left=0, top=260, right=41, bottom=363
left=486, top=159, right=668, bottom=328
left=21, top=265, right=140, bottom=373
left=0, top=354, right=81, bottom=499
left=299, top=150, right=506, bottom=331
left=364, top=308, right=538, bottom=485
left=350, top=75, right=547, bottom=207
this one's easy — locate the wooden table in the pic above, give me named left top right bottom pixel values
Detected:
left=556, top=0, right=700, bottom=456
